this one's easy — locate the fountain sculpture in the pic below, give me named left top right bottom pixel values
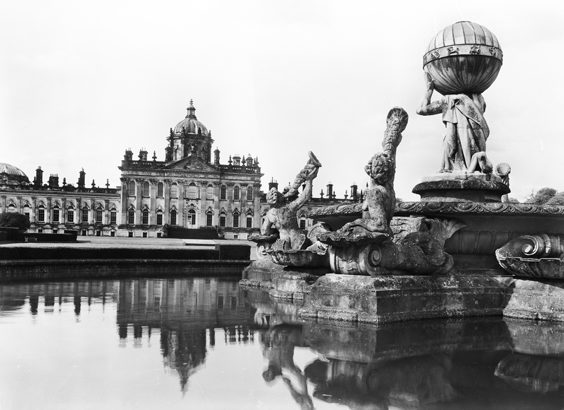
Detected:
left=241, top=21, right=564, bottom=324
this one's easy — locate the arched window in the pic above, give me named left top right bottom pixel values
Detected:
left=232, top=209, right=240, bottom=228
left=299, top=217, right=306, bottom=229
left=142, top=181, right=150, bottom=197
left=23, top=203, right=31, bottom=222
left=110, top=209, right=117, bottom=224
left=246, top=186, right=253, bottom=201
left=142, top=208, right=149, bottom=225
left=67, top=207, right=74, bottom=223
left=170, top=209, right=177, bottom=225
left=157, top=182, right=164, bottom=197
left=82, top=206, right=89, bottom=223
left=127, top=207, right=135, bottom=224
left=156, top=210, right=163, bottom=226
left=128, top=180, right=136, bottom=196
left=188, top=209, right=196, bottom=225
left=52, top=206, right=60, bottom=223
left=206, top=184, right=214, bottom=200
left=170, top=183, right=178, bottom=198
left=234, top=186, right=240, bottom=200
left=206, top=210, right=213, bottom=226
left=37, top=205, right=45, bottom=223
left=187, top=183, right=198, bottom=199
left=219, top=212, right=226, bottom=227
left=96, top=206, right=103, bottom=224
left=220, top=185, right=227, bottom=200
left=246, top=215, right=253, bottom=228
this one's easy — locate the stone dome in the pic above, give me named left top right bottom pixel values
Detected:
left=173, top=100, right=210, bottom=136
left=423, top=21, right=503, bottom=95
left=0, top=163, right=30, bottom=186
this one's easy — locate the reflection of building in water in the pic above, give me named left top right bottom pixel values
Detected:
left=116, top=278, right=257, bottom=392
left=0, top=281, right=117, bottom=315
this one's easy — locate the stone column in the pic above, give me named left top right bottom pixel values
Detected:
left=120, top=178, right=128, bottom=225
left=135, top=179, right=142, bottom=226
left=164, top=179, right=171, bottom=225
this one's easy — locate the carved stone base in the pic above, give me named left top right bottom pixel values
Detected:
left=299, top=273, right=512, bottom=324
left=503, top=279, right=564, bottom=321
left=413, top=173, right=510, bottom=202
left=240, top=259, right=284, bottom=289
left=328, top=233, right=455, bottom=276
left=240, top=263, right=329, bottom=300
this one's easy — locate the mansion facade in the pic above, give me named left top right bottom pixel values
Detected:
left=0, top=164, right=120, bottom=236
left=118, top=101, right=263, bottom=239
left=0, top=101, right=263, bottom=239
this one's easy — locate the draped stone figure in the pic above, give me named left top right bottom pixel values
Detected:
left=417, top=73, right=492, bottom=174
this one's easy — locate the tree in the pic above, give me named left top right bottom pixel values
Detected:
left=546, top=192, right=564, bottom=205
left=0, top=212, right=30, bottom=230
left=526, top=187, right=557, bottom=205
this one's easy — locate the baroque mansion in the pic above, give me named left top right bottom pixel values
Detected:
left=0, top=101, right=263, bottom=239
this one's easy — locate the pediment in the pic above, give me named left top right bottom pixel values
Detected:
left=165, top=157, right=218, bottom=172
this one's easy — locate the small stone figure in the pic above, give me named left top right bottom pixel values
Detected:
left=260, top=152, right=321, bottom=251
left=284, top=151, right=322, bottom=199
left=320, top=108, right=408, bottom=244
left=417, top=73, right=492, bottom=174
left=317, top=107, right=462, bottom=276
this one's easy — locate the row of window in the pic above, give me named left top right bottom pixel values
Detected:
left=126, top=209, right=254, bottom=228
left=127, top=181, right=254, bottom=201
left=34, top=208, right=117, bottom=224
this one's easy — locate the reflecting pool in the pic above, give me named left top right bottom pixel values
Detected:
left=0, top=276, right=563, bottom=409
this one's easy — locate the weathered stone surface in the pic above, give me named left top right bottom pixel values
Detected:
left=496, top=234, right=564, bottom=279
left=240, top=263, right=329, bottom=300
left=503, top=279, right=564, bottom=321
left=269, top=271, right=320, bottom=301
left=240, top=259, right=284, bottom=289
left=299, top=273, right=512, bottom=324
left=413, top=175, right=510, bottom=202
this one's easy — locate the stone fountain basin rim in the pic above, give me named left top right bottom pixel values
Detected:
left=305, top=201, right=564, bottom=219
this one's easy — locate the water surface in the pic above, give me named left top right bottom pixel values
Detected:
left=0, top=277, right=563, bottom=409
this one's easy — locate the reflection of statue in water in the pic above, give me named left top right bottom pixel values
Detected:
left=417, top=73, right=492, bottom=174
left=261, top=324, right=314, bottom=410
left=261, top=152, right=321, bottom=251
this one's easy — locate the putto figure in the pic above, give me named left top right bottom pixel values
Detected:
left=261, top=151, right=321, bottom=251
left=321, top=108, right=408, bottom=244
left=417, top=73, right=492, bottom=174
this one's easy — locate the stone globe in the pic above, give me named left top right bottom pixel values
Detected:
left=423, top=21, right=503, bottom=95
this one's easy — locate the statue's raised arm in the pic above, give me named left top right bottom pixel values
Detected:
left=416, top=73, right=445, bottom=116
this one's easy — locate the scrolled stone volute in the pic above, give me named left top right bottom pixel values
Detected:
left=496, top=234, right=564, bottom=279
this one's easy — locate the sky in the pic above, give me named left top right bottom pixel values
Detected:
left=1, top=0, right=563, bottom=201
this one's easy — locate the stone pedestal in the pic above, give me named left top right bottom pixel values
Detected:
left=503, top=279, right=564, bottom=321
left=299, top=273, right=512, bottom=324
left=413, top=173, right=510, bottom=202
left=240, top=262, right=329, bottom=300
